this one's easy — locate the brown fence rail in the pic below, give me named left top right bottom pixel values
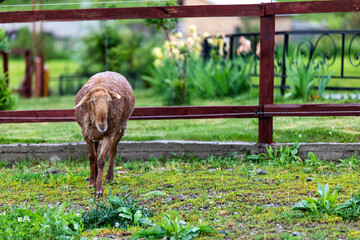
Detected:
left=1, top=0, right=360, bottom=144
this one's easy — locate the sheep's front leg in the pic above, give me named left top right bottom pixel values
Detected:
left=85, top=139, right=98, bottom=189
left=106, top=133, right=123, bottom=183
left=95, top=136, right=112, bottom=197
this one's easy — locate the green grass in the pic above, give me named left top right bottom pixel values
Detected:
left=2, top=153, right=360, bottom=239
left=1, top=88, right=360, bottom=144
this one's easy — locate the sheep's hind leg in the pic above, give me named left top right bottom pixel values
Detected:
left=86, top=139, right=98, bottom=189
left=106, top=133, right=123, bottom=184
left=95, top=137, right=112, bottom=197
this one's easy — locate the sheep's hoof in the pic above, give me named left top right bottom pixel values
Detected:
left=95, top=191, right=103, bottom=198
left=88, top=179, right=96, bottom=189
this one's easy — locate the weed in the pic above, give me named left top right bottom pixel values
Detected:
left=82, top=191, right=153, bottom=229
left=130, top=211, right=216, bottom=240
left=292, top=183, right=338, bottom=213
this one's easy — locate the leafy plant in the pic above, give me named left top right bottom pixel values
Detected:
left=292, top=183, right=338, bottom=213
left=0, top=28, right=9, bottom=53
left=18, top=201, right=83, bottom=239
left=0, top=30, right=16, bottom=110
left=305, top=152, right=323, bottom=167
left=266, top=142, right=300, bottom=166
left=82, top=192, right=153, bottom=229
left=316, top=61, right=335, bottom=98
left=285, top=54, right=318, bottom=101
left=334, top=196, right=360, bottom=220
left=131, top=211, right=216, bottom=240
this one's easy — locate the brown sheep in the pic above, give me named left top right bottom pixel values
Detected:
left=74, top=71, right=135, bottom=197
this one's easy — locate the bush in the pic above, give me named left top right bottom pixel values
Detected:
left=0, top=72, right=16, bottom=110
left=76, top=22, right=162, bottom=87
left=0, top=30, right=16, bottom=110
left=8, top=27, right=68, bottom=60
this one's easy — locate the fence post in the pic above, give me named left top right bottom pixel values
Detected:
left=258, top=14, right=275, bottom=144
left=281, top=33, right=289, bottom=96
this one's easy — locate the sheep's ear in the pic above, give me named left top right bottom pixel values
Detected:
left=74, top=92, right=91, bottom=109
left=109, top=90, right=121, bottom=100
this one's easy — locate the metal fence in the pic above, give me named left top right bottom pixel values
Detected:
left=204, top=30, right=360, bottom=94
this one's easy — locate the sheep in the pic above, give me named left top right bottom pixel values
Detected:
left=74, top=71, right=135, bottom=197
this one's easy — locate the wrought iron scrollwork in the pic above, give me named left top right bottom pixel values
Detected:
left=312, top=34, right=337, bottom=67
left=295, top=33, right=336, bottom=68
left=349, top=33, right=360, bottom=67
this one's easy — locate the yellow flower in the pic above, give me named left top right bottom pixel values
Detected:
left=189, top=24, right=197, bottom=33
left=202, top=32, right=210, bottom=39
left=152, top=47, right=163, bottom=59
left=186, top=37, right=195, bottom=47
left=154, top=59, right=163, bottom=67
left=164, top=40, right=171, bottom=49
left=174, top=31, right=183, bottom=39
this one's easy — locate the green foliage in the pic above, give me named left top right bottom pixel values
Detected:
left=144, top=55, right=254, bottom=105
left=0, top=30, right=16, bottom=110
left=82, top=192, right=153, bottom=229
left=285, top=52, right=334, bottom=101
left=292, top=183, right=338, bottom=213
left=0, top=201, right=83, bottom=239
left=334, top=196, right=360, bottom=220
left=8, top=27, right=68, bottom=59
left=246, top=143, right=300, bottom=166
left=292, top=183, right=360, bottom=220
left=145, top=0, right=178, bottom=32
left=285, top=54, right=318, bottom=100
left=131, top=211, right=216, bottom=240
left=189, top=56, right=254, bottom=98
left=0, top=28, right=9, bottom=53
left=77, top=22, right=161, bottom=86
left=317, top=62, right=335, bottom=98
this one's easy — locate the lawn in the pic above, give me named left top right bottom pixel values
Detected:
left=2, top=150, right=360, bottom=239
left=1, top=87, right=360, bottom=144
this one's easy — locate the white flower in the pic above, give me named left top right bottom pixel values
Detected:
left=76, top=213, right=80, bottom=217
left=0, top=212, right=5, bottom=216
left=115, top=222, right=120, bottom=228
left=299, top=134, right=302, bottom=138
left=18, top=217, right=23, bottom=222
left=24, top=216, right=30, bottom=222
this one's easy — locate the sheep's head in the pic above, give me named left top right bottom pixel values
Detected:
left=74, top=87, right=121, bottom=132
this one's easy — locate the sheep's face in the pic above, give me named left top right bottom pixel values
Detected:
left=75, top=87, right=121, bottom=133
left=90, top=91, right=112, bottom=132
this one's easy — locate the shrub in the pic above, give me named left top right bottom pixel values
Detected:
left=8, top=27, right=68, bottom=60
left=0, top=29, right=16, bottom=110
left=77, top=22, right=161, bottom=87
